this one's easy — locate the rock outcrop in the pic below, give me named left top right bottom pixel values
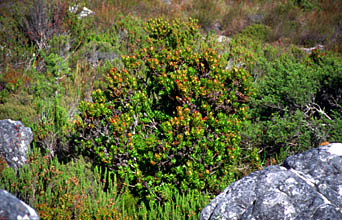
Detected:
left=0, top=119, right=33, bottom=170
left=0, top=189, right=40, bottom=220
left=69, top=5, right=94, bottom=19
left=200, top=143, right=342, bottom=220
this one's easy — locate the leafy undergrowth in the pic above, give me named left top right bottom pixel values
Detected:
left=0, top=0, right=342, bottom=219
left=0, top=146, right=211, bottom=219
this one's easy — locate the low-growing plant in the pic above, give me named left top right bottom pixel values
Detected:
left=43, top=53, right=71, bottom=78
left=45, top=34, right=72, bottom=57
left=237, top=24, right=271, bottom=43
left=28, top=59, right=75, bottom=156
left=0, top=145, right=126, bottom=220
left=313, top=52, right=342, bottom=114
left=73, top=18, right=252, bottom=202
left=291, top=0, right=319, bottom=11
left=0, top=144, right=213, bottom=219
left=0, top=92, right=37, bottom=126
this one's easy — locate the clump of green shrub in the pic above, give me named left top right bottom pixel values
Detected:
left=73, top=17, right=252, bottom=202
left=237, top=24, right=271, bottom=42
left=240, top=41, right=342, bottom=161
left=291, top=0, right=319, bottom=11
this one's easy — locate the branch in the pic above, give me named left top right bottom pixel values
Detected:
left=305, top=103, right=332, bottom=120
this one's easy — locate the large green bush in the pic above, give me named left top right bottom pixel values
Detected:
left=73, top=18, right=252, bottom=201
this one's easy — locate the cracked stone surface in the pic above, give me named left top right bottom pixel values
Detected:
left=200, top=143, right=342, bottom=220
left=0, top=119, right=33, bottom=170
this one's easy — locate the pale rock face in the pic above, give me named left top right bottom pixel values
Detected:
left=327, top=143, right=342, bottom=156
left=200, top=143, right=342, bottom=220
left=69, top=5, right=94, bottom=19
left=0, top=189, right=40, bottom=220
left=0, top=119, right=33, bottom=170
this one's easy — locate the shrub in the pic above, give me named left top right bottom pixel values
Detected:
left=43, top=53, right=71, bottom=78
left=242, top=110, right=319, bottom=162
left=252, top=53, right=319, bottom=116
left=313, top=52, right=342, bottom=114
left=73, top=18, right=252, bottom=202
left=44, top=34, right=71, bottom=57
left=0, top=3, right=34, bottom=70
left=17, top=0, right=69, bottom=51
left=241, top=43, right=342, bottom=162
left=28, top=55, right=74, bottom=156
left=329, top=110, right=342, bottom=143
left=237, top=24, right=271, bottom=43
left=74, top=41, right=121, bottom=66
left=291, top=0, right=319, bottom=11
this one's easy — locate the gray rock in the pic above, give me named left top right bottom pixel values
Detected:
left=0, top=189, right=40, bottom=220
left=0, top=119, right=33, bottom=171
left=69, top=5, right=94, bottom=19
left=200, top=143, right=342, bottom=220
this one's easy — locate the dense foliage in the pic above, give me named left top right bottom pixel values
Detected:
left=229, top=26, right=342, bottom=161
left=73, top=18, right=252, bottom=201
left=0, top=0, right=341, bottom=219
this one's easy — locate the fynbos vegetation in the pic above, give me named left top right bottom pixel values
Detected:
left=0, top=0, right=341, bottom=219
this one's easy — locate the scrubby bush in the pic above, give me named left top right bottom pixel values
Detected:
left=73, top=18, right=252, bottom=202
left=18, top=0, right=69, bottom=51
left=291, top=0, right=319, bottom=11
left=237, top=24, right=271, bottom=42
left=312, top=51, right=342, bottom=114
left=0, top=2, right=36, bottom=70
left=241, top=42, right=342, bottom=161
left=2, top=0, right=342, bottom=218
left=252, top=53, right=318, bottom=116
